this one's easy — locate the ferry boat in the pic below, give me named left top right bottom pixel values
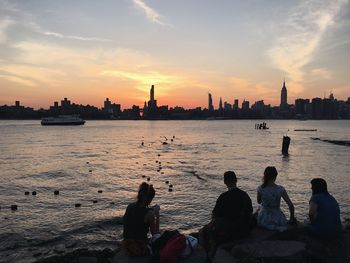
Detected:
left=41, top=115, right=86, bottom=126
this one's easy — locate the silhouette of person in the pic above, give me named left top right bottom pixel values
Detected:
left=199, top=171, right=253, bottom=261
left=256, top=166, right=296, bottom=231
left=123, top=183, right=160, bottom=256
left=308, top=178, right=342, bottom=238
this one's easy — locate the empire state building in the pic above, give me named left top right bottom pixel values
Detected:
left=280, top=80, right=288, bottom=109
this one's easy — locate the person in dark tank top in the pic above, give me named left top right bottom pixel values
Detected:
left=308, top=178, right=342, bottom=238
left=123, top=182, right=160, bottom=256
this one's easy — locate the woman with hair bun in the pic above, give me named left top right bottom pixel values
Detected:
left=256, top=166, right=296, bottom=232
left=123, top=182, right=160, bottom=256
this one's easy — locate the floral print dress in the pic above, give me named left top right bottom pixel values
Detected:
left=257, top=185, right=288, bottom=232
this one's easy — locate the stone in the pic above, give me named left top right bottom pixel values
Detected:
left=92, top=200, right=98, bottom=204
left=54, top=190, right=59, bottom=195
left=147, top=177, right=150, bottom=181
left=32, top=191, right=37, bottom=195
left=11, top=205, right=18, bottom=211
left=158, top=154, right=160, bottom=157
left=168, top=188, right=173, bottom=192
left=165, top=181, right=169, bottom=184
left=89, top=170, right=92, bottom=172
left=25, top=191, right=30, bottom=195
left=169, top=184, right=173, bottom=188
left=232, top=240, right=306, bottom=262
left=162, top=142, right=168, bottom=145
left=75, top=203, right=81, bottom=208
left=98, top=190, right=103, bottom=193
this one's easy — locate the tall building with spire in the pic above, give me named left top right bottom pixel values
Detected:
left=219, top=97, right=223, bottom=110
left=280, top=80, right=288, bottom=109
left=208, top=93, right=214, bottom=111
left=148, top=85, right=157, bottom=109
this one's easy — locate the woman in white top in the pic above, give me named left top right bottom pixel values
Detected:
left=257, top=166, right=296, bottom=232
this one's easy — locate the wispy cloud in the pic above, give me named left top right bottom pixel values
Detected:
left=42, top=31, right=115, bottom=42
left=132, top=0, right=170, bottom=26
left=0, top=18, right=13, bottom=44
left=268, top=0, right=348, bottom=93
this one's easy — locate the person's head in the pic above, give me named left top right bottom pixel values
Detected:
left=262, top=166, right=278, bottom=188
left=224, top=171, right=237, bottom=188
left=137, top=182, right=155, bottom=206
left=310, top=178, right=328, bottom=195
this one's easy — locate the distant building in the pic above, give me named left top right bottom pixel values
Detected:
left=312, top=98, right=323, bottom=119
left=219, top=97, right=223, bottom=111
left=224, top=102, right=232, bottom=110
left=233, top=99, right=239, bottom=109
left=295, top=99, right=310, bottom=116
left=280, top=80, right=288, bottom=110
left=104, top=98, right=111, bottom=112
left=148, top=85, right=157, bottom=109
left=242, top=99, right=250, bottom=110
left=15, top=101, right=20, bottom=107
left=61, top=98, right=71, bottom=108
left=208, top=93, right=214, bottom=111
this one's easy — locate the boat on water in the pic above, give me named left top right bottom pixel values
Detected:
left=41, top=115, right=86, bottom=126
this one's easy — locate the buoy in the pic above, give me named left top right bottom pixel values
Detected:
left=93, top=200, right=98, bottom=204
left=157, top=169, right=160, bottom=172
left=142, top=175, right=146, bottom=178
left=86, top=162, right=89, bottom=164
left=54, top=190, right=59, bottom=195
left=171, top=139, right=173, bottom=142
left=162, top=142, right=168, bottom=145
left=98, top=190, right=103, bottom=193
left=11, top=205, right=18, bottom=211
left=158, top=154, right=161, bottom=157
left=89, top=170, right=92, bottom=172
left=24, top=191, right=30, bottom=195
left=169, top=184, right=173, bottom=188
left=282, top=136, right=291, bottom=156
left=110, top=202, right=115, bottom=205
left=141, top=141, right=144, bottom=146
left=173, top=136, right=175, bottom=138
left=168, top=188, right=173, bottom=192
left=159, top=162, right=161, bottom=165
left=32, top=191, right=37, bottom=196
left=156, top=160, right=158, bottom=163
left=147, top=177, right=150, bottom=181
left=75, top=203, right=81, bottom=208
left=165, top=181, right=169, bottom=184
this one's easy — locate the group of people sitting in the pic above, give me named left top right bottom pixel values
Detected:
left=122, top=166, right=343, bottom=262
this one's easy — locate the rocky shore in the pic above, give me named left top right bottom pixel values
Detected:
left=37, top=222, right=350, bottom=263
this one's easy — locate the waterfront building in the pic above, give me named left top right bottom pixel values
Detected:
left=148, top=85, right=157, bottom=109
left=208, top=93, right=214, bottom=111
left=280, top=80, right=288, bottom=109
left=219, top=97, right=223, bottom=111
left=295, top=99, right=310, bottom=116
left=233, top=99, right=239, bottom=109
left=242, top=99, right=250, bottom=110
left=312, top=98, right=323, bottom=119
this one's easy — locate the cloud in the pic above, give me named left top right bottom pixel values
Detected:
left=42, top=31, right=115, bottom=42
left=0, top=18, right=13, bottom=43
left=311, top=68, right=333, bottom=79
left=132, top=0, right=170, bottom=26
left=268, top=0, right=348, bottom=93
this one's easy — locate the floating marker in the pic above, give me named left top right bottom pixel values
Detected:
left=32, top=191, right=37, bottom=196
left=141, top=141, right=144, bottom=146
left=156, top=160, right=158, bottom=163
left=162, top=142, right=168, bottom=145
left=173, top=136, right=175, bottom=138
left=147, top=177, right=150, bottom=181
left=11, top=205, right=18, bottom=211
left=89, top=170, right=92, bottom=172
left=157, top=169, right=160, bottom=172
left=98, top=190, right=103, bottom=193
left=169, top=184, right=173, bottom=188
left=93, top=200, right=98, bottom=204
left=158, top=154, right=161, bottom=157
left=24, top=191, right=30, bottom=195
left=168, top=188, right=173, bottom=192
left=165, top=181, right=169, bottom=184
left=142, top=175, right=146, bottom=178
left=171, top=139, right=173, bottom=142
left=54, top=190, right=59, bottom=195
left=75, top=203, right=81, bottom=208
left=86, top=162, right=89, bottom=164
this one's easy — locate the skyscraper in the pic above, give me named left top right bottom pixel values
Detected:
left=150, top=85, right=154, bottom=102
left=208, top=93, right=214, bottom=111
left=219, top=97, right=223, bottom=110
left=280, top=80, right=288, bottom=109
left=148, top=85, right=157, bottom=109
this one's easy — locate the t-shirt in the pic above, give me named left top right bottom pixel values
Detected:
left=212, top=187, right=253, bottom=235
left=310, top=193, right=342, bottom=237
left=123, top=202, right=151, bottom=241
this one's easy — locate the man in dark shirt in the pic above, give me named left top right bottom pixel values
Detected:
left=200, top=171, right=253, bottom=262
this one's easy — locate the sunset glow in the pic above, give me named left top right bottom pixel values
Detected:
left=0, top=0, right=349, bottom=109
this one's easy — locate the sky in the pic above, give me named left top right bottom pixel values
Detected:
left=0, top=0, right=350, bottom=109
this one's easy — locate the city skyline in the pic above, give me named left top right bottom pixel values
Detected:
left=1, top=0, right=350, bottom=109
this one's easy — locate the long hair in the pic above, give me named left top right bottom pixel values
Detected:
left=262, top=166, right=278, bottom=188
left=311, top=178, right=328, bottom=195
left=136, top=182, right=155, bottom=205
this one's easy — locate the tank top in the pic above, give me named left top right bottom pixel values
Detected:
left=123, top=202, right=151, bottom=241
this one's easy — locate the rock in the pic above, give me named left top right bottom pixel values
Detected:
left=165, top=181, right=169, bottom=184
left=86, top=162, right=89, bottom=164
left=98, top=190, right=103, bottom=193
left=54, top=190, right=59, bottom=195
left=213, top=248, right=237, bottom=263
left=32, top=191, right=37, bottom=195
left=156, top=160, right=158, bottom=163
left=169, top=184, right=173, bottom=188
left=25, top=191, right=30, bottom=195
left=110, top=202, right=115, bottom=205
left=168, top=188, right=173, bottom=192
left=147, top=177, right=150, bottom=181
left=11, top=205, right=18, bottom=211
left=161, top=172, right=164, bottom=174
left=75, top=203, right=81, bottom=208
left=232, top=240, right=306, bottom=262
left=158, top=154, right=161, bottom=157
left=171, top=139, right=173, bottom=142
left=89, top=170, right=92, bottom=172
left=162, top=142, right=168, bottom=145
left=142, top=175, right=146, bottom=178
left=92, top=200, right=98, bottom=204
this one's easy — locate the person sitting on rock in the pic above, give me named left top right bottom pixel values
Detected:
left=308, top=178, right=342, bottom=238
left=199, top=171, right=253, bottom=261
left=123, top=182, right=160, bottom=256
left=256, top=166, right=296, bottom=232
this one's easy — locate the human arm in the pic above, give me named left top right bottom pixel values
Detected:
left=212, top=195, right=223, bottom=220
left=309, top=201, right=318, bottom=224
left=281, top=189, right=296, bottom=223
left=257, top=191, right=262, bottom=204
left=145, top=207, right=160, bottom=235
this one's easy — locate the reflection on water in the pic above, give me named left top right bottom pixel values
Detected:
left=0, top=120, right=349, bottom=262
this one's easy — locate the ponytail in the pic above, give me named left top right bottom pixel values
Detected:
left=137, top=182, right=155, bottom=205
